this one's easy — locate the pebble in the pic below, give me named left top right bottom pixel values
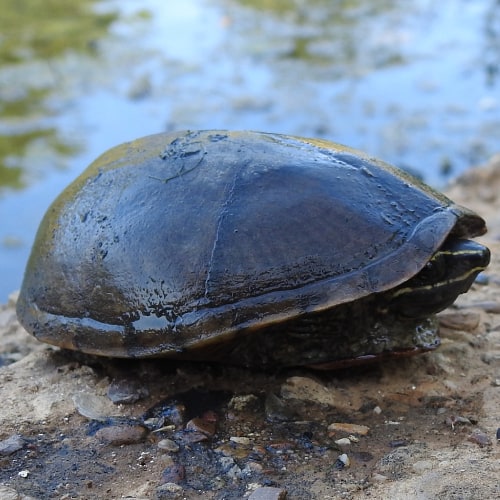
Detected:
left=281, top=376, right=337, bottom=406
left=246, top=461, right=264, bottom=473
left=161, top=464, right=185, bottom=484
left=265, top=392, right=297, bottom=421
left=334, top=438, right=351, bottom=447
left=157, top=439, right=180, bottom=452
left=95, top=424, right=148, bottom=445
left=438, top=311, right=480, bottom=331
left=73, top=392, right=122, bottom=421
left=177, top=413, right=218, bottom=444
left=215, top=442, right=252, bottom=459
left=176, top=430, right=208, bottom=444
left=280, top=376, right=359, bottom=411
left=445, top=415, right=472, bottom=429
left=333, top=453, right=350, bottom=470
left=156, top=482, right=184, bottom=499
left=0, top=434, right=25, bottom=456
left=248, top=486, right=287, bottom=500
left=219, top=456, right=242, bottom=479
left=185, top=417, right=216, bottom=437
left=328, top=423, right=370, bottom=436
left=230, top=436, right=251, bottom=445
left=107, top=378, right=149, bottom=404
left=467, top=429, right=492, bottom=447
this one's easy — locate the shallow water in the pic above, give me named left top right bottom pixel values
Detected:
left=0, top=0, right=499, bottom=301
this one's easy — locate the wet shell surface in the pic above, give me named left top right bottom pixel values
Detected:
left=16, top=130, right=490, bottom=367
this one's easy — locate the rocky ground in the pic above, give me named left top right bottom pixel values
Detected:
left=1, top=156, right=499, bottom=500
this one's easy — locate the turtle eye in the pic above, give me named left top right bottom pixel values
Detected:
left=414, top=254, right=447, bottom=285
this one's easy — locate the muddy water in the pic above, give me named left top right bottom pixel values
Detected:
left=0, top=0, right=499, bottom=301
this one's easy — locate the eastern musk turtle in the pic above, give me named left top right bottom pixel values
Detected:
left=16, top=131, right=490, bottom=368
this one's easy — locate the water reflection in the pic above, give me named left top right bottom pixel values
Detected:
left=484, top=0, right=500, bottom=86
left=0, top=0, right=118, bottom=191
left=233, top=0, right=500, bottom=86
left=235, top=0, right=405, bottom=71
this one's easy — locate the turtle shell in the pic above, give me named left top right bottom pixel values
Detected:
left=16, top=130, right=488, bottom=366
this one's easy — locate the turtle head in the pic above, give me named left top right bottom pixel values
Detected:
left=388, top=238, right=490, bottom=318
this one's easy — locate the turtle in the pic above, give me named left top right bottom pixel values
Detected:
left=16, top=130, right=490, bottom=368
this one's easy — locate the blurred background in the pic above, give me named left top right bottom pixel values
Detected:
left=1, top=0, right=499, bottom=302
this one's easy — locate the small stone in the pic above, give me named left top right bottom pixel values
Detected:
left=73, top=392, right=121, bottom=421
left=438, top=311, right=480, bottom=331
left=215, top=442, right=252, bottom=459
left=281, top=376, right=337, bottom=406
left=265, top=392, right=298, bottom=421
left=334, top=438, right=351, bottom=447
left=333, top=453, right=350, bottom=470
left=328, top=423, right=370, bottom=436
left=280, top=376, right=359, bottom=411
left=177, top=430, right=208, bottom=444
left=107, top=378, right=149, bottom=404
left=445, top=415, right=472, bottom=429
left=0, top=434, right=25, bottom=456
left=158, top=439, right=180, bottom=452
left=185, top=417, right=216, bottom=437
left=467, top=429, right=492, bottom=447
left=95, top=424, right=148, bottom=445
left=373, top=406, right=382, bottom=415
left=218, top=455, right=242, bottom=479
left=156, top=482, right=183, bottom=499
left=18, top=470, right=29, bottom=478
left=164, top=403, right=187, bottom=427
left=230, top=436, right=251, bottom=445
left=161, top=464, right=185, bottom=484
left=248, top=486, right=287, bottom=500
left=246, top=461, right=264, bottom=473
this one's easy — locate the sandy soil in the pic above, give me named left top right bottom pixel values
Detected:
left=1, top=156, right=499, bottom=500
